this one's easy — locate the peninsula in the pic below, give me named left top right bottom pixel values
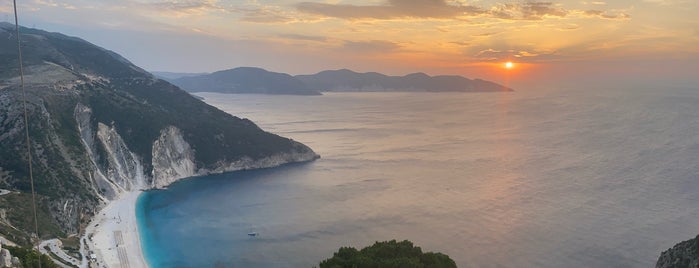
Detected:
left=0, top=23, right=318, bottom=267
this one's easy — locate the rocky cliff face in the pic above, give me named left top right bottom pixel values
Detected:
left=657, top=235, right=699, bottom=268
left=151, top=126, right=197, bottom=189
left=0, top=23, right=318, bottom=243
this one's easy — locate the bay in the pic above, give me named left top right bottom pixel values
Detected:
left=138, top=87, right=699, bottom=267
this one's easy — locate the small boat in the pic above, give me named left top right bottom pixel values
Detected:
left=247, top=232, right=259, bottom=237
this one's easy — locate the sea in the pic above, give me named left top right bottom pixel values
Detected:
left=137, top=86, right=699, bottom=267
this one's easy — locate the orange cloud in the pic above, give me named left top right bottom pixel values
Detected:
left=295, top=0, right=484, bottom=20
left=489, top=2, right=568, bottom=20
left=583, top=10, right=630, bottom=20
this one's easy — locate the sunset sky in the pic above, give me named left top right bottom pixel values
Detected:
left=2, top=0, right=698, bottom=87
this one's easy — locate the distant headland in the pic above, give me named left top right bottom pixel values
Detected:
left=156, top=67, right=513, bottom=95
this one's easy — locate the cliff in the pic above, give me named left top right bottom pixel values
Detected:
left=0, top=23, right=318, bottom=244
left=657, top=235, right=699, bottom=268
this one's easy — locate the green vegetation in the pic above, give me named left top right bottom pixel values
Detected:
left=319, top=240, right=456, bottom=268
left=657, top=234, right=699, bottom=268
left=0, top=193, right=64, bottom=241
left=5, top=246, right=60, bottom=268
left=0, top=23, right=316, bottom=245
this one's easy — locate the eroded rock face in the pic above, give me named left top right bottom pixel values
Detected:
left=75, top=105, right=318, bottom=194
left=74, top=103, right=117, bottom=200
left=96, top=122, right=146, bottom=192
left=151, top=126, right=196, bottom=188
left=657, top=235, right=699, bottom=268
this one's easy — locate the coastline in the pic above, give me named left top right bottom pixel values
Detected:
left=82, top=191, right=148, bottom=268
left=77, top=153, right=319, bottom=268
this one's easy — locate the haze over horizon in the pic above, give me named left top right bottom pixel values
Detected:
left=2, top=0, right=698, bottom=88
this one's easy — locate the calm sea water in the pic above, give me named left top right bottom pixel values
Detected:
left=138, top=87, right=699, bottom=267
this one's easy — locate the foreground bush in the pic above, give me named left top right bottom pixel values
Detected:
left=319, top=239, right=456, bottom=268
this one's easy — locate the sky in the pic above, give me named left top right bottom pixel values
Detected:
left=2, top=0, right=698, bottom=88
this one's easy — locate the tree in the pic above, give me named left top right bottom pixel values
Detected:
left=319, top=240, right=457, bottom=268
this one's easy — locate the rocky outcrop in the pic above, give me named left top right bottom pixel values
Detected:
left=74, top=103, right=116, bottom=200
left=657, top=235, right=699, bottom=268
left=95, top=122, right=146, bottom=192
left=77, top=106, right=318, bottom=195
left=207, top=146, right=319, bottom=174
left=151, top=126, right=197, bottom=188
left=0, top=242, right=15, bottom=268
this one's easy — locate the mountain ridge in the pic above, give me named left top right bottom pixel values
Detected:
left=169, top=67, right=322, bottom=95
left=164, top=67, right=513, bottom=95
left=0, top=24, right=318, bottom=244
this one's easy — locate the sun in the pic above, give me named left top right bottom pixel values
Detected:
left=505, top=61, right=514, bottom=69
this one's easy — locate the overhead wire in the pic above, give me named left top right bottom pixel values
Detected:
left=13, top=1, right=43, bottom=266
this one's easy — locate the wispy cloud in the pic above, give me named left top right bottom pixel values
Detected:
left=239, top=9, right=294, bottom=23
left=296, top=1, right=624, bottom=22
left=296, top=0, right=484, bottom=20
left=642, top=0, right=690, bottom=5
left=581, top=1, right=607, bottom=5
left=473, top=48, right=558, bottom=62
left=489, top=2, right=568, bottom=20
left=278, top=33, right=327, bottom=42
left=342, top=40, right=401, bottom=53
left=583, top=10, right=630, bottom=20
left=32, top=0, right=77, bottom=10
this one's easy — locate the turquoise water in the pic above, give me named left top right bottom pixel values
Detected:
left=137, top=164, right=320, bottom=267
left=138, top=89, right=699, bottom=267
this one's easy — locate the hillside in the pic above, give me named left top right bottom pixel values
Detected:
left=657, top=235, right=699, bottom=268
left=0, top=23, right=318, bottom=244
left=165, top=67, right=513, bottom=95
left=297, top=69, right=513, bottom=92
left=170, top=67, right=322, bottom=95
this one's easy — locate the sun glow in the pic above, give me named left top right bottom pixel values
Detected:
left=505, top=61, right=514, bottom=69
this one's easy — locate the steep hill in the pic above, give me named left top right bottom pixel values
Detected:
left=168, top=67, right=513, bottom=94
left=0, top=23, right=318, bottom=244
left=171, top=67, right=322, bottom=95
left=296, top=69, right=513, bottom=92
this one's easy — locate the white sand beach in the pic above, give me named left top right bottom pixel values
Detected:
left=83, top=191, right=148, bottom=268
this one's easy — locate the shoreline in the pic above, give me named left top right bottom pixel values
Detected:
left=82, top=191, right=148, bottom=268
left=76, top=156, right=319, bottom=268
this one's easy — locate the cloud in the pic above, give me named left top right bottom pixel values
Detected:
left=642, top=0, right=689, bottom=5
left=32, top=0, right=77, bottom=10
left=131, top=1, right=308, bottom=24
left=131, top=0, right=223, bottom=18
left=558, top=24, right=580, bottom=30
left=581, top=1, right=607, bottom=5
left=489, top=2, right=568, bottom=20
left=474, top=32, right=500, bottom=37
left=449, top=41, right=471, bottom=47
left=296, top=0, right=484, bottom=20
left=583, top=10, right=630, bottom=20
left=474, top=48, right=557, bottom=61
left=147, top=0, right=214, bottom=11
left=278, top=33, right=327, bottom=42
left=239, top=9, right=294, bottom=23
left=295, top=1, right=581, bottom=21
left=342, top=40, right=401, bottom=53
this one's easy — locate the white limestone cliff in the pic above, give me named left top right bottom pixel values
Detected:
left=74, top=103, right=318, bottom=199
left=96, top=122, right=146, bottom=192
left=151, top=126, right=196, bottom=188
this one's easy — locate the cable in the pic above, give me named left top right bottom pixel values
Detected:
left=13, top=1, right=42, bottom=267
